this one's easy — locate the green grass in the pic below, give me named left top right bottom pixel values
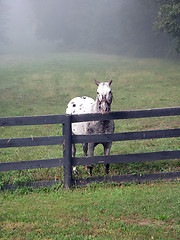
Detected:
left=0, top=181, right=179, bottom=239
left=0, top=53, right=180, bottom=239
left=0, top=53, right=180, bottom=184
left=1, top=53, right=180, bottom=116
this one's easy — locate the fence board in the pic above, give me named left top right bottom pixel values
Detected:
left=2, top=180, right=63, bottom=190
left=0, top=107, right=179, bottom=127
left=1, top=172, right=179, bottom=190
left=0, top=136, right=64, bottom=148
left=71, top=107, right=180, bottom=123
left=0, top=115, right=65, bottom=127
left=0, top=129, right=178, bottom=148
left=73, top=151, right=180, bottom=166
left=0, top=107, right=179, bottom=188
left=75, top=172, right=180, bottom=186
left=1, top=151, right=179, bottom=172
left=0, top=158, right=64, bottom=171
left=72, top=128, right=180, bottom=143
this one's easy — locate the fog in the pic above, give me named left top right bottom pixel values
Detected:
left=0, top=0, right=55, bottom=53
left=0, top=0, right=172, bottom=57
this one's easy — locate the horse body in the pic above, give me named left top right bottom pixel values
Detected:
left=66, top=79, right=114, bottom=175
left=66, top=96, right=94, bottom=135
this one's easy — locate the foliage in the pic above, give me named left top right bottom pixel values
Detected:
left=154, top=0, right=180, bottom=53
left=1, top=0, right=179, bottom=56
left=31, top=0, right=172, bottom=57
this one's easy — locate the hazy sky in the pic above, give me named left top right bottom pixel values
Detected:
left=0, top=0, right=172, bottom=57
left=2, top=0, right=54, bottom=53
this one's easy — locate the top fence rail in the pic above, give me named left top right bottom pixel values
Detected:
left=0, top=107, right=180, bottom=127
left=0, top=115, right=65, bottom=127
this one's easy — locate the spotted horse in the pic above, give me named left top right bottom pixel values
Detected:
left=66, top=78, right=114, bottom=175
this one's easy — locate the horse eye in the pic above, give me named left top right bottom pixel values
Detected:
left=109, top=91, right=112, bottom=94
left=97, top=92, right=99, bottom=94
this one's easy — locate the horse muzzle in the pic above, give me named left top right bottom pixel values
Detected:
left=99, top=100, right=110, bottom=114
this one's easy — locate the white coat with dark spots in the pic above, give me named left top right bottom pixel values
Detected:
left=66, top=79, right=114, bottom=175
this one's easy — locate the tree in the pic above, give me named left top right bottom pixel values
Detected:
left=154, top=0, right=180, bottom=52
left=30, top=0, right=174, bottom=56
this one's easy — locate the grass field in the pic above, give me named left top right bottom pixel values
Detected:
left=0, top=181, right=180, bottom=239
left=0, top=53, right=179, bottom=183
left=0, top=53, right=180, bottom=239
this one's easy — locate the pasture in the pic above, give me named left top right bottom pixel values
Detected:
left=0, top=53, right=179, bottom=183
left=0, top=53, right=179, bottom=238
left=0, top=181, right=180, bottom=239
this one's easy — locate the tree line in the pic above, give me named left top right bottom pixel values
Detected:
left=0, top=0, right=179, bottom=57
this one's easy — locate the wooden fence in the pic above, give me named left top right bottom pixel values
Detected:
left=0, top=107, right=180, bottom=188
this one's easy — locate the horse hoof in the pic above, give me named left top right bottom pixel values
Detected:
left=73, top=167, right=78, bottom=175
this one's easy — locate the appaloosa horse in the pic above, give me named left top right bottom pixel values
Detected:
left=66, top=78, right=114, bottom=175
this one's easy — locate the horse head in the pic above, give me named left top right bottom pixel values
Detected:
left=94, top=78, right=113, bottom=114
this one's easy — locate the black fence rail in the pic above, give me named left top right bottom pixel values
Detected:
left=0, top=107, right=180, bottom=188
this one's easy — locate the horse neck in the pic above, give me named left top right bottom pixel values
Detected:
left=93, top=98, right=100, bottom=113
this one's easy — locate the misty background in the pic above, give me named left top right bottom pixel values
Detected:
left=0, top=0, right=176, bottom=57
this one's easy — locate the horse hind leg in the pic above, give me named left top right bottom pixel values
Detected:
left=83, top=143, right=93, bottom=174
left=72, top=143, right=76, bottom=157
left=72, top=144, right=78, bottom=174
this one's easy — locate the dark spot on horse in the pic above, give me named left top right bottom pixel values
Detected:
left=82, top=96, right=86, bottom=99
left=88, top=127, right=94, bottom=134
left=87, top=123, right=94, bottom=134
left=73, top=104, right=76, bottom=107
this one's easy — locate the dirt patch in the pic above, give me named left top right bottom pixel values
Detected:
left=139, top=220, right=152, bottom=226
left=2, top=220, right=35, bottom=232
left=120, top=217, right=175, bottom=228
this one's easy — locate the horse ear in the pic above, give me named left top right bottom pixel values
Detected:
left=108, top=78, right=113, bottom=85
left=94, top=79, right=100, bottom=86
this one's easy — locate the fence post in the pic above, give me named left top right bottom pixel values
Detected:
left=63, top=115, right=73, bottom=188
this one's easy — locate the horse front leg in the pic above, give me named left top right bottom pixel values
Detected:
left=103, top=142, right=112, bottom=175
left=87, top=142, right=95, bottom=175
left=83, top=143, right=88, bottom=157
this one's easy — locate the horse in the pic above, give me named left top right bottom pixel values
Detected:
left=66, top=78, right=114, bottom=175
